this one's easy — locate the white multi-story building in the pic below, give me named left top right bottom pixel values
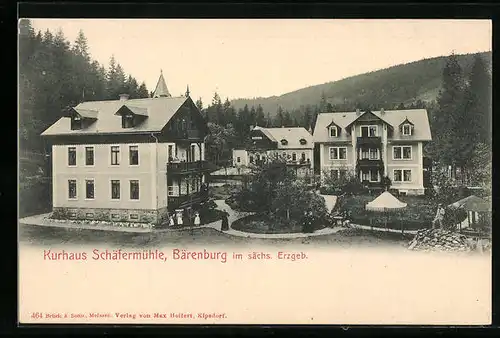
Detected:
left=313, top=108, right=432, bottom=195
left=41, top=72, right=211, bottom=224
left=232, top=126, right=314, bottom=178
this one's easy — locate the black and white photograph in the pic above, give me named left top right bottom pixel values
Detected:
left=18, top=18, right=492, bottom=324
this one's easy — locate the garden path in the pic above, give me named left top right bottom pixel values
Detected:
left=204, top=200, right=344, bottom=239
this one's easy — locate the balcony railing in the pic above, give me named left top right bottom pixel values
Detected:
left=170, top=129, right=201, bottom=140
left=357, top=158, right=384, bottom=168
left=167, top=160, right=211, bottom=174
left=357, top=136, right=382, bottom=147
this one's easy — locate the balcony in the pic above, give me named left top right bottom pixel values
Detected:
left=167, top=160, right=212, bottom=175
left=170, top=129, right=202, bottom=141
left=167, top=189, right=209, bottom=210
left=357, top=158, right=384, bottom=169
left=357, top=136, right=382, bottom=148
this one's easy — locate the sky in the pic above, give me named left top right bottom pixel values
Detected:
left=29, top=19, right=491, bottom=104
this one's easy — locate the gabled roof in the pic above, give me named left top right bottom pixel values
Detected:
left=41, top=96, right=189, bottom=136
left=313, top=109, right=432, bottom=143
left=115, top=104, right=149, bottom=117
left=449, top=195, right=491, bottom=212
left=71, top=107, right=99, bottom=119
left=253, top=126, right=313, bottom=149
left=326, top=120, right=341, bottom=129
left=399, top=117, right=414, bottom=126
left=153, top=71, right=171, bottom=98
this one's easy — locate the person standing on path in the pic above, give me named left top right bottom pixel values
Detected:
left=194, top=212, right=201, bottom=227
left=221, top=211, right=230, bottom=231
left=169, top=214, right=175, bottom=227
left=432, top=204, right=445, bottom=229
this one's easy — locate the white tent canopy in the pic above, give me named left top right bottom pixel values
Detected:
left=366, top=191, right=407, bottom=212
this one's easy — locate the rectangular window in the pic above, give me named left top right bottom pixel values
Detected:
left=329, top=147, right=347, bottom=160
left=393, top=146, right=412, bottom=160
left=68, top=180, right=77, bottom=199
left=122, top=114, right=134, bottom=128
left=85, top=147, right=94, bottom=166
left=393, top=170, right=402, bottom=182
left=237, top=157, right=241, bottom=163
left=361, top=170, right=370, bottom=181
left=111, top=180, right=120, bottom=200
left=369, top=126, right=377, bottom=137
left=85, top=180, right=95, bottom=199
left=370, top=169, right=379, bottom=182
left=130, top=180, right=139, bottom=200
left=329, top=126, right=338, bottom=137
left=111, top=146, right=120, bottom=165
left=168, top=145, right=173, bottom=160
left=340, top=170, right=347, bottom=179
left=369, top=148, right=379, bottom=160
left=361, top=125, right=377, bottom=137
left=403, top=169, right=412, bottom=182
left=402, top=124, right=412, bottom=136
left=68, top=147, right=76, bottom=166
left=129, top=145, right=139, bottom=165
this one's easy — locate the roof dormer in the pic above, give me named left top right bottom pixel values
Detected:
left=115, top=104, right=148, bottom=129
left=65, top=107, right=98, bottom=130
left=399, top=117, right=414, bottom=136
left=326, top=121, right=341, bottom=137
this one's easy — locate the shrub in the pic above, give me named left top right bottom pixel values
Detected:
left=442, top=206, right=468, bottom=229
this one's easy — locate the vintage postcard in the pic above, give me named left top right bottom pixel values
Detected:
left=18, top=18, right=492, bottom=325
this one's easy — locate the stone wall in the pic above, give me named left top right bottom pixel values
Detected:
left=52, top=207, right=166, bottom=225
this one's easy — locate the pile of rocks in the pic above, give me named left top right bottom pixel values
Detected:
left=408, top=228, right=473, bottom=252
left=44, top=216, right=153, bottom=229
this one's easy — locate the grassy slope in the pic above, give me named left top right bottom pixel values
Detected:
left=231, top=51, right=491, bottom=115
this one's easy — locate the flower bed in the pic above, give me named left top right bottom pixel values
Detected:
left=231, top=213, right=325, bottom=234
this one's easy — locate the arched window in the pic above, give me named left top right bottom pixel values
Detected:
left=301, top=152, right=306, bottom=162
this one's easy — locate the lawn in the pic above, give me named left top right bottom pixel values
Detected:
left=336, top=194, right=437, bottom=231
left=231, top=214, right=326, bottom=234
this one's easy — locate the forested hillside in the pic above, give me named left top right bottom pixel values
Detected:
left=19, top=19, right=150, bottom=155
left=19, top=19, right=150, bottom=216
left=230, top=51, right=491, bottom=116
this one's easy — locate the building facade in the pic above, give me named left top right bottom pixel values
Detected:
left=313, top=109, right=432, bottom=195
left=232, top=126, right=314, bottom=178
left=41, top=73, right=211, bottom=225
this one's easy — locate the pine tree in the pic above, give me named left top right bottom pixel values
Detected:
left=255, top=104, right=266, bottom=126
left=433, top=53, right=466, bottom=179
left=195, top=97, right=203, bottom=111
left=73, top=29, right=90, bottom=61
left=137, top=82, right=149, bottom=98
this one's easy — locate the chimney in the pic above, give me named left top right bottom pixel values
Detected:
left=356, top=109, right=361, bottom=115
left=119, top=93, right=129, bottom=101
left=380, top=108, right=385, bottom=115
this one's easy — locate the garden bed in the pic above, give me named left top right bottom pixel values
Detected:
left=231, top=213, right=326, bottom=234
left=335, top=194, right=438, bottom=231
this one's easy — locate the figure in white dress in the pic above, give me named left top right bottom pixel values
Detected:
left=169, top=214, right=175, bottom=227
left=177, top=212, right=183, bottom=226
left=194, top=212, right=201, bottom=226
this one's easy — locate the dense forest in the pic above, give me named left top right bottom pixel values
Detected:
left=19, top=19, right=150, bottom=155
left=19, top=19, right=150, bottom=216
left=230, top=51, right=491, bottom=116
